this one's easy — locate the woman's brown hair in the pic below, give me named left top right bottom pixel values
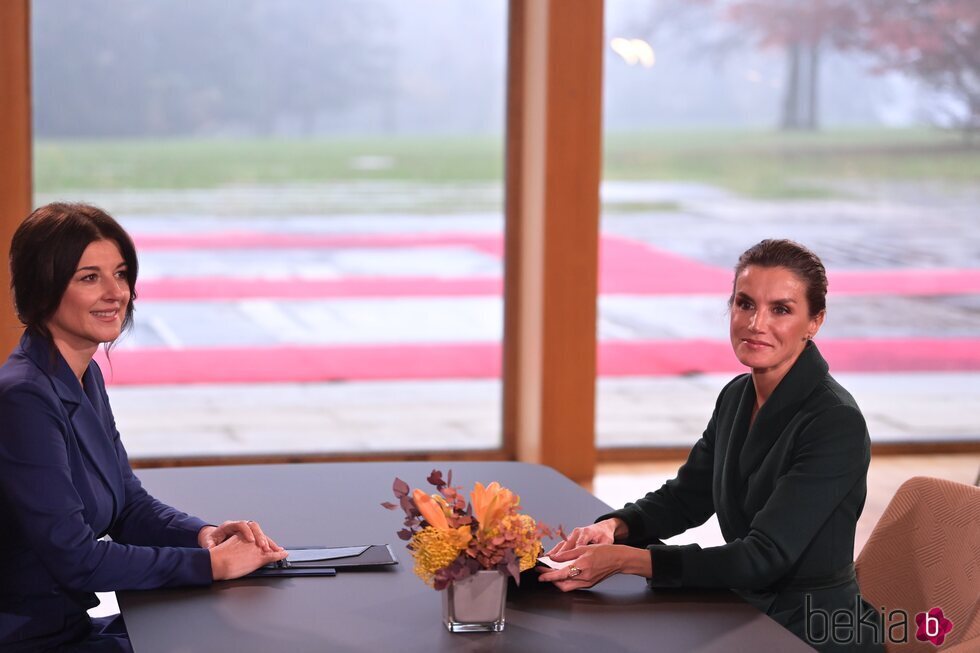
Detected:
left=729, top=239, right=827, bottom=318
left=9, top=202, right=139, bottom=342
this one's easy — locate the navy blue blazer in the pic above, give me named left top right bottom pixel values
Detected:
left=0, top=332, right=212, bottom=650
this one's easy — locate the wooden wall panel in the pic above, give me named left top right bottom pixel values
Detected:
left=503, top=0, right=604, bottom=484
left=0, top=1, right=31, bottom=358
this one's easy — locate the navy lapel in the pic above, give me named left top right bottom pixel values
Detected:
left=21, top=333, right=125, bottom=520
left=737, top=342, right=828, bottom=480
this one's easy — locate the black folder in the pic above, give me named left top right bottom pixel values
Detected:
left=247, top=544, right=398, bottom=578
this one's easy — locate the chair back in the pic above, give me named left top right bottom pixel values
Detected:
left=855, top=476, right=979, bottom=652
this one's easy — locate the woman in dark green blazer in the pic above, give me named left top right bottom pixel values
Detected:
left=539, top=239, right=883, bottom=652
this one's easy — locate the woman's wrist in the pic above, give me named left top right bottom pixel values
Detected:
left=619, top=545, right=653, bottom=578
left=197, top=525, right=216, bottom=549
left=609, top=517, right=629, bottom=541
left=209, top=546, right=232, bottom=581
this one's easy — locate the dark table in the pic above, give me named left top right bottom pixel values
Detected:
left=120, top=462, right=811, bottom=652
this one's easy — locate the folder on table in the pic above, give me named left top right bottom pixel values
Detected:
left=247, top=544, right=398, bottom=578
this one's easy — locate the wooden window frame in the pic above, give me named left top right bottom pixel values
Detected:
left=0, top=0, right=32, bottom=355
left=0, top=1, right=607, bottom=482
left=5, top=2, right=974, bottom=476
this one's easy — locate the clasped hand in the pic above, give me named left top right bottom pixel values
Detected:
left=199, top=520, right=288, bottom=581
left=536, top=518, right=651, bottom=591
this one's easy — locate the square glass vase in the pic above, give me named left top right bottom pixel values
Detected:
left=442, top=570, right=507, bottom=632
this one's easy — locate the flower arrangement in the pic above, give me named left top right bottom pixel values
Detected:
left=383, top=470, right=556, bottom=590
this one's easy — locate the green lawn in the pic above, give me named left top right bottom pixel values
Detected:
left=34, top=129, right=980, bottom=200
left=604, top=129, right=980, bottom=198
left=34, top=136, right=506, bottom=190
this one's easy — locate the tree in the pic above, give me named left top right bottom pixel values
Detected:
left=636, top=0, right=980, bottom=133
left=720, top=0, right=859, bottom=130
left=633, top=0, right=858, bottom=131
left=32, top=0, right=390, bottom=138
left=855, top=0, right=980, bottom=133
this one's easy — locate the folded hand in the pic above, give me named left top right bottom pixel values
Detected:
left=537, top=543, right=652, bottom=592
left=546, top=518, right=621, bottom=557
left=209, top=534, right=289, bottom=581
left=198, top=519, right=283, bottom=553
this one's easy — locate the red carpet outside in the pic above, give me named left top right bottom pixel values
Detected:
left=98, top=232, right=980, bottom=385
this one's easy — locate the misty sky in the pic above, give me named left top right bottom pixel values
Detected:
left=31, top=0, right=939, bottom=139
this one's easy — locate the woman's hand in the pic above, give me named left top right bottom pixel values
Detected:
left=209, top=534, right=289, bottom=581
left=546, top=518, right=626, bottom=557
left=198, top=520, right=283, bottom=553
left=537, top=544, right=652, bottom=592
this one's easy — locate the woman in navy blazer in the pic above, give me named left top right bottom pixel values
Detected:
left=539, top=240, right=883, bottom=652
left=0, top=203, right=288, bottom=652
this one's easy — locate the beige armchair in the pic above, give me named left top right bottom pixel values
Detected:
left=855, top=476, right=979, bottom=652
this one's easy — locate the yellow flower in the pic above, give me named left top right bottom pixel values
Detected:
left=506, top=514, right=542, bottom=571
left=409, top=526, right=472, bottom=586
left=516, top=526, right=543, bottom=571
left=413, top=488, right=450, bottom=530
left=519, top=541, right=542, bottom=571
left=471, top=481, right=519, bottom=533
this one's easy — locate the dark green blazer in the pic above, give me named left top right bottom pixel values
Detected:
left=603, top=342, right=881, bottom=650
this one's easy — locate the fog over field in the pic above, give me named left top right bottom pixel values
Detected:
left=32, top=0, right=957, bottom=139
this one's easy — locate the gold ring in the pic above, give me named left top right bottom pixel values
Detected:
left=568, top=566, right=582, bottom=578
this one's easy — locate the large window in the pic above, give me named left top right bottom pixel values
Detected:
left=597, top=0, right=980, bottom=448
left=33, top=0, right=509, bottom=459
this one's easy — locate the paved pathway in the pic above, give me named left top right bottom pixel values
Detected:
left=59, top=180, right=978, bottom=457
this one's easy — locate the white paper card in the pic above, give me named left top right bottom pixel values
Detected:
left=537, top=555, right=574, bottom=570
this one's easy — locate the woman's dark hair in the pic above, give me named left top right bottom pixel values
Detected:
left=9, top=202, right=138, bottom=342
left=729, top=239, right=827, bottom=317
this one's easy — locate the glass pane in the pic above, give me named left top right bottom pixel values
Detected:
left=32, top=0, right=508, bottom=458
left=598, top=0, right=980, bottom=448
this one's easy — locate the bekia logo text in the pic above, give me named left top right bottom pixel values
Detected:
left=806, top=595, right=954, bottom=647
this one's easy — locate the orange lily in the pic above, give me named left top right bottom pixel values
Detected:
left=470, top=481, right=519, bottom=531
left=413, top=489, right=450, bottom=530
